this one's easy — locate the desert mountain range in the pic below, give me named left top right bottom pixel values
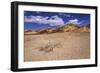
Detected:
left=25, top=23, right=90, bottom=35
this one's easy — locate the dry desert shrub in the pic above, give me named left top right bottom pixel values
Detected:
left=37, top=40, right=62, bottom=53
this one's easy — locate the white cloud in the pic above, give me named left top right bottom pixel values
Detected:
left=66, top=19, right=81, bottom=25
left=25, top=15, right=65, bottom=26
left=58, top=13, right=73, bottom=17
left=48, top=16, right=65, bottom=26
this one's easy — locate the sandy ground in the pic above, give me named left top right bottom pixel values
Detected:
left=24, top=32, right=90, bottom=62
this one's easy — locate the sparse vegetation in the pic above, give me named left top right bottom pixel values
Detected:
left=34, top=40, right=62, bottom=53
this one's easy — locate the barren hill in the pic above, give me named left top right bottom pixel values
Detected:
left=24, top=23, right=90, bottom=35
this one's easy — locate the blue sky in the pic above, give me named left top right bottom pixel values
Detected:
left=24, top=11, right=90, bottom=30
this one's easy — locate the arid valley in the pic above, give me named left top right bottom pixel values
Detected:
left=24, top=31, right=90, bottom=61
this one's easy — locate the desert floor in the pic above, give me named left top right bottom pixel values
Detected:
left=24, top=32, right=90, bottom=62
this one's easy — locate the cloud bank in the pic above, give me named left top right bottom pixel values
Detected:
left=25, top=15, right=65, bottom=26
left=66, top=19, right=83, bottom=25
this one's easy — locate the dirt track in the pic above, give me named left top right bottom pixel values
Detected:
left=24, top=32, right=90, bottom=62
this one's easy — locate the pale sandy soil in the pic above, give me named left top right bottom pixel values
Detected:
left=24, top=32, right=90, bottom=62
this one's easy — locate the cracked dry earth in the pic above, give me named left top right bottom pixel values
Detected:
left=24, top=32, right=90, bottom=62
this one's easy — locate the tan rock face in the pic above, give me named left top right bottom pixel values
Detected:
left=61, top=23, right=90, bottom=33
